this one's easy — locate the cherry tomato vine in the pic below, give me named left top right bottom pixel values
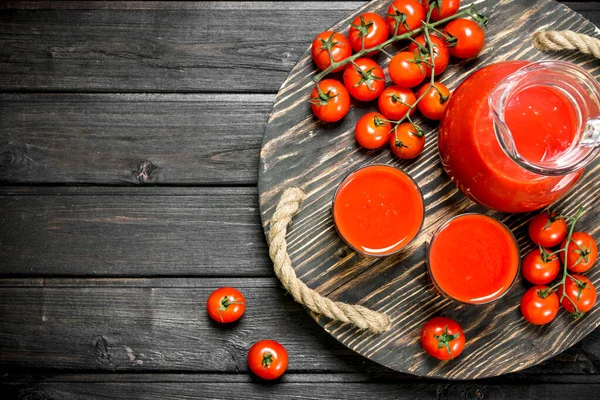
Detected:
left=310, top=1, right=488, bottom=158
left=531, top=208, right=597, bottom=320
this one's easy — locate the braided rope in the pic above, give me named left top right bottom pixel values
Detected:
left=532, top=30, right=600, bottom=58
left=267, top=188, right=392, bottom=334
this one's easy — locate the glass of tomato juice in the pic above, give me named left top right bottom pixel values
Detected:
left=426, top=214, right=520, bottom=304
left=332, top=164, right=424, bottom=257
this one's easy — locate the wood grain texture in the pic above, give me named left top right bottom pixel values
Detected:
left=0, top=278, right=394, bottom=372
left=0, top=187, right=270, bottom=276
left=0, top=3, right=357, bottom=93
left=259, top=0, right=600, bottom=379
left=0, top=93, right=270, bottom=185
left=4, top=378, right=600, bottom=400
left=0, top=2, right=597, bottom=93
left=0, top=277, right=598, bottom=376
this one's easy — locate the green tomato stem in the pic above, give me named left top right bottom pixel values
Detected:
left=312, top=7, right=476, bottom=84
left=556, top=207, right=585, bottom=314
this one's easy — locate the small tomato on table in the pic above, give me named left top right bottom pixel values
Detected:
left=248, top=340, right=288, bottom=380
left=206, top=287, right=246, bottom=323
left=420, top=316, right=465, bottom=360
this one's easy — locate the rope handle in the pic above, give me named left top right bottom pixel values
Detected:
left=532, top=30, right=600, bottom=58
left=266, top=30, right=600, bottom=335
left=267, top=188, right=392, bottom=334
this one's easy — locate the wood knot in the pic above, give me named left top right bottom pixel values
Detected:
left=134, top=161, right=159, bottom=183
left=93, top=335, right=116, bottom=369
left=0, top=145, right=25, bottom=171
left=16, top=388, right=49, bottom=400
left=440, top=384, right=486, bottom=400
left=335, top=247, right=348, bottom=258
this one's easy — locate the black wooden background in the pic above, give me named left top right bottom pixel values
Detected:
left=1, top=1, right=599, bottom=399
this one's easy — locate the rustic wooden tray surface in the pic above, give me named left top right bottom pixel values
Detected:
left=258, top=0, right=600, bottom=379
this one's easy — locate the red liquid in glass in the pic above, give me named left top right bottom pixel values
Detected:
left=333, top=165, right=423, bottom=256
left=505, top=86, right=577, bottom=163
left=428, top=214, right=519, bottom=304
left=438, top=61, right=583, bottom=213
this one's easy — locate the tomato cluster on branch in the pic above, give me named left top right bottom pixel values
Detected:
left=521, top=209, right=598, bottom=325
left=309, top=0, right=487, bottom=159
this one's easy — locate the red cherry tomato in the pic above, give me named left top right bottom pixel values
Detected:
left=386, top=0, right=425, bottom=36
left=528, top=211, right=567, bottom=248
left=560, top=232, right=598, bottom=273
left=521, top=249, right=560, bottom=285
left=248, top=340, right=288, bottom=380
left=559, top=274, right=597, bottom=315
left=420, top=316, right=465, bottom=360
left=311, top=31, right=353, bottom=72
left=408, top=35, right=449, bottom=76
left=390, top=122, right=425, bottom=159
left=388, top=51, right=426, bottom=88
left=310, top=79, right=351, bottom=123
left=378, top=86, right=416, bottom=120
left=343, top=58, right=385, bottom=101
left=349, top=12, right=389, bottom=54
left=355, top=112, right=392, bottom=149
left=443, top=18, right=485, bottom=59
left=520, top=286, right=559, bottom=325
left=206, top=287, right=246, bottom=323
left=423, top=0, right=461, bottom=21
left=416, top=82, right=451, bottom=120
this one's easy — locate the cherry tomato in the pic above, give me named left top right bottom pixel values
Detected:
left=560, top=232, right=598, bottom=273
left=388, top=51, right=426, bottom=88
left=248, top=340, right=288, bottom=380
left=311, top=31, right=353, bottom=72
left=521, top=249, right=560, bottom=285
left=349, top=12, right=389, bottom=54
left=390, top=123, right=425, bottom=159
left=528, top=211, right=567, bottom=248
left=423, top=0, right=461, bottom=21
left=206, top=287, right=246, bottom=323
left=520, top=286, right=559, bottom=325
left=408, top=35, right=449, bottom=76
left=355, top=112, right=392, bottom=149
left=559, top=274, right=597, bottom=315
left=386, top=0, right=425, bottom=36
left=420, top=316, right=465, bottom=360
left=343, top=58, right=385, bottom=101
left=416, top=82, right=451, bottom=120
left=443, top=18, right=485, bottom=59
left=310, top=79, right=351, bottom=123
left=378, top=86, right=416, bottom=120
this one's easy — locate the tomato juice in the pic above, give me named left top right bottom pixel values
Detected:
left=427, top=214, right=519, bottom=304
left=438, top=61, right=584, bottom=212
left=333, top=165, right=424, bottom=256
left=504, top=85, right=577, bottom=164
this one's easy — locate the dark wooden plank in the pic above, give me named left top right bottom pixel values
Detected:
left=0, top=1, right=367, bottom=10
left=3, top=377, right=600, bottom=400
left=0, top=93, right=271, bottom=185
left=0, top=2, right=596, bottom=93
left=0, top=187, right=271, bottom=276
left=0, top=277, right=389, bottom=372
left=258, top=0, right=600, bottom=380
left=0, top=2, right=363, bottom=93
left=4, top=372, right=600, bottom=384
left=0, top=278, right=598, bottom=376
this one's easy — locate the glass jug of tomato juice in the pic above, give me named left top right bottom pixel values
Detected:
left=438, top=60, right=600, bottom=213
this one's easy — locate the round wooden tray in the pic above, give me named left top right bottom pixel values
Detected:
left=258, top=0, right=600, bottom=379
